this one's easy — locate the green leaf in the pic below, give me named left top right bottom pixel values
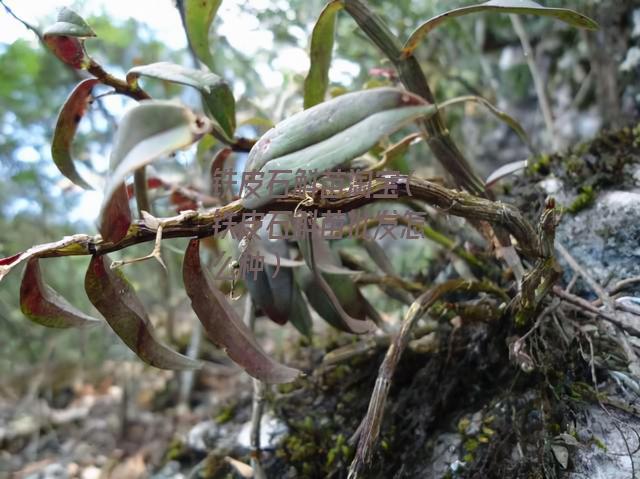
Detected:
left=20, top=258, right=100, bottom=328
left=99, top=101, right=210, bottom=242
left=242, top=91, right=436, bottom=208
left=439, top=95, right=535, bottom=154
left=43, top=7, right=95, bottom=69
left=127, top=62, right=236, bottom=137
left=182, top=239, right=301, bottom=383
left=85, top=254, right=201, bottom=370
left=247, top=87, right=424, bottom=173
left=289, top=286, right=313, bottom=337
left=43, top=7, right=96, bottom=38
left=51, top=79, right=98, bottom=190
left=244, top=237, right=291, bottom=326
left=304, top=1, right=343, bottom=109
left=297, top=233, right=375, bottom=334
left=184, top=0, right=222, bottom=68
left=403, top=0, right=598, bottom=55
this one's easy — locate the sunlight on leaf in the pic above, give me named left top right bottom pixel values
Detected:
left=85, top=254, right=201, bottom=370
left=403, top=0, right=598, bottom=56
left=127, top=62, right=236, bottom=137
left=20, top=258, right=100, bottom=328
left=183, top=239, right=301, bottom=383
left=184, top=0, right=222, bottom=68
left=247, top=87, right=426, bottom=173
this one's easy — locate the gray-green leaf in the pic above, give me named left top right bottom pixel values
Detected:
left=127, top=62, right=236, bottom=137
left=403, top=0, right=598, bottom=55
left=99, top=101, right=210, bottom=242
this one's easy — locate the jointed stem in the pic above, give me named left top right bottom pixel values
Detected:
left=0, top=177, right=543, bottom=282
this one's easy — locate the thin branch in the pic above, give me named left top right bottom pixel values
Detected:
left=552, top=286, right=638, bottom=336
left=0, top=0, right=45, bottom=43
left=556, top=242, right=615, bottom=312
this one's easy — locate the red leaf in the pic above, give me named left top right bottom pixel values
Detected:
left=0, top=253, right=22, bottom=267
left=183, top=239, right=300, bottom=383
left=85, top=255, right=201, bottom=370
left=126, top=177, right=165, bottom=199
left=99, top=183, right=132, bottom=243
left=52, top=78, right=99, bottom=189
left=20, top=258, right=100, bottom=328
left=169, top=190, right=198, bottom=212
left=43, top=35, right=88, bottom=69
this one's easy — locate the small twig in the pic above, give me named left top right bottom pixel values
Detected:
left=519, top=299, right=560, bottom=344
left=609, top=276, right=640, bottom=296
left=556, top=242, right=615, bottom=313
left=110, top=222, right=166, bottom=270
left=0, top=0, right=45, bottom=43
left=245, top=297, right=267, bottom=479
left=510, top=14, right=559, bottom=151
left=565, top=272, right=579, bottom=293
left=552, top=286, right=637, bottom=336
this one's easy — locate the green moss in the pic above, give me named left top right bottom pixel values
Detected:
left=593, top=436, right=607, bottom=452
left=529, top=153, right=551, bottom=175
left=567, top=185, right=595, bottom=214
left=464, top=438, right=479, bottom=452
left=457, top=417, right=471, bottom=434
left=632, top=124, right=640, bottom=147
left=213, top=402, right=237, bottom=424
left=164, top=437, right=186, bottom=461
left=565, top=155, right=585, bottom=176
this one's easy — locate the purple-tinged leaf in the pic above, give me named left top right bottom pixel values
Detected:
left=403, top=0, right=598, bottom=56
left=99, top=183, right=132, bottom=244
left=0, top=234, right=92, bottom=283
left=51, top=79, right=99, bottom=190
left=43, top=7, right=95, bottom=69
left=85, top=255, right=201, bottom=370
left=304, top=0, right=343, bottom=109
left=20, top=258, right=99, bottom=328
left=183, top=239, right=301, bottom=383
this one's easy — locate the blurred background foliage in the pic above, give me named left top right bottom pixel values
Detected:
left=1, top=0, right=639, bottom=385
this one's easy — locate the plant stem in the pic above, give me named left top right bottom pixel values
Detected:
left=0, top=176, right=546, bottom=283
